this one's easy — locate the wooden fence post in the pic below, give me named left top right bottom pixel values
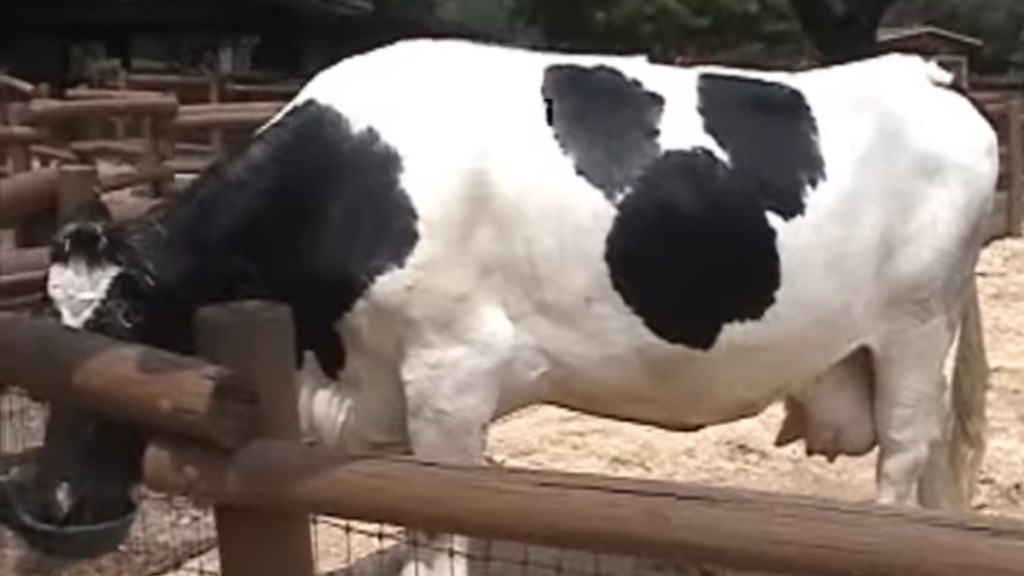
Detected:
left=141, top=114, right=165, bottom=197
left=208, top=72, right=225, bottom=156
left=194, top=301, right=315, bottom=576
left=1006, top=95, right=1023, bottom=237
left=56, top=164, right=99, bottom=220
left=13, top=164, right=97, bottom=247
left=6, top=102, right=31, bottom=173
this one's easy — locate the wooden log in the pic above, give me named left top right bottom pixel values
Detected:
left=141, top=116, right=169, bottom=197
left=56, top=164, right=101, bottom=219
left=179, top=102, right=285, bottom=116
left=0, top=247, right=48, bottom=276
left=0, top=73, right=35, bottom=100
left=0, top=248, right=48, bottom=306
left=0, top=292, right=43, bottom=311
left=208, top=75, right=225, bottom=155
left=226, top=83, right=301, bottom=101
left=0, top=269, right=46, bottom=298
left=1005, top=96, right=1023, bottom=237
left=0, top=447, right=42, bottom=470
left=8, top=164, right=98, bottom=252
left=70, top=139, right=147, bottom=161
left=144, top=438, right=1024, bottom=576
left=195, top=302, right=315, bottom=576
left=5, top=103, right=32, bottom=173
left=30, top=144, right=78, bottom=164
left=121, top=73, right=215, bottom=90
left=103, top=195, right=164, bottom=221
left=65, top=87, right=166, bottom=100
left=173, top=110, right=274, bottom=132
left=986, top=192, right=1009, bottom=243
left=174, top=142, right=217, bottom=156
left=27, top=97, right=179, bottom=124
left=0, top=312, right=259, bottom=450
left=0, top=126, right=44, bottom=145
left=166, top=157, right=214, bottom=174
left=0, top=168, right=59, bottom=227
left=99, top=164, right=175, bottom=192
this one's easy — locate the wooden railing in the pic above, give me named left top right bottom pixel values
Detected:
left=0, top=71, right=299, bottom=307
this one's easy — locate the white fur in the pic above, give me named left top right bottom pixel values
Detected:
left=258, top=40, right=997, bottom=576
left=46, top=260, right=122, bottom=329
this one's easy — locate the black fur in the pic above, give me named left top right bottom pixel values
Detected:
left=697, top=73, right=826, bottom=219
left=605, top=149, right=781, bottom=349
left=36, top=99, right=419, bottom=538
left=594, top=71, right=826, bottom=349
left=53, top=99, right=419, bottom=377
left=542, top=64, right=665, bottom=202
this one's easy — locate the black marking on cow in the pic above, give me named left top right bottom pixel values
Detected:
left=541, top=63, right=665, bottom=202
left=605, top=149, right=780, bottom=349
left=604, top=73, right=826, bottom=350
left=54, top=100, right=419, bottom=377
left=697, top=73, right=825, bottom=219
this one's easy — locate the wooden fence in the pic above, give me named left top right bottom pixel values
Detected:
left=0, top=304, right=1023, bottom=576
left=0, top=71, right=298, bottom=309
left=975, top=90, right=1024, bottom=240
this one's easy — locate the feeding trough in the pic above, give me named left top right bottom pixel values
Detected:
left=0, top=466, right=137, bottom=559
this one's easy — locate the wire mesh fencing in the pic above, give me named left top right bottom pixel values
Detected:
left=163, top=515, right=741, bottom=576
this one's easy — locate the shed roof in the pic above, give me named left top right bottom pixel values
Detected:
left=877, top=25, right=983, bottom=48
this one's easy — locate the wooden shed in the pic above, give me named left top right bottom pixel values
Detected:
left=0, top=0, right=490, bottom=89
left=876, top=25, right=983, bottom=89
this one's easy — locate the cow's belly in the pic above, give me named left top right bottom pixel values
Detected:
left=525, top=300, right=868, bottom=429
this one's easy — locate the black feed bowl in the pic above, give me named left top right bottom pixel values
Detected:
left=0, top=468, right=137, bottom=559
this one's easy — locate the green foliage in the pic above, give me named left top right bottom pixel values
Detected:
left=885, top=0, right=1024, bottom=75
left=508, top=0, right=806, bottom=62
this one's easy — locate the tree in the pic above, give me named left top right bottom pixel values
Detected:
left=504, top=0, right=918, bottom=65
left=787, top=0, right=897, bottom=63
left=508, top=0, right=806, bottom=64
left=885, top=0, right=1024, bottom=75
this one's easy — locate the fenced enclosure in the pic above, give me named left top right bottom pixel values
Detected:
left=1, top=304, right=1024, bottom=576
left=2, top=64, right=1024, bottom=576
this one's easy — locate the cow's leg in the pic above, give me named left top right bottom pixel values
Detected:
left=398, top=313, right=521, bottom=576
left=872, top=315, right=957, bottom=507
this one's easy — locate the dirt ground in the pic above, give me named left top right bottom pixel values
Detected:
left=487, top=235, right=1024, bottom=521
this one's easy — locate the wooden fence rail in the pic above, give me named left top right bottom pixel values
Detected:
left=1, top=70, right=287, bottom=213
left=0, top=312, right=258, bottom=449
left=26, top=96, right=179, bottom=124
left=0, top=305, right=1022, bottom=576
left=146, top=438, right=1024, bottom=576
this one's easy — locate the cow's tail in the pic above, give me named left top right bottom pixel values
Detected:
left=948, top=274, right=989, bottom=510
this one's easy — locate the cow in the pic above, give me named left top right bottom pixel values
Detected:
left=28, top=38, right=998, bottom=575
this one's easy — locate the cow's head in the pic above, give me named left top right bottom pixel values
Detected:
left=9, top=204, right=178, bottom=548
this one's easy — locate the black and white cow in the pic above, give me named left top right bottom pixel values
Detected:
left=37, top=39, right=997, bottom=574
